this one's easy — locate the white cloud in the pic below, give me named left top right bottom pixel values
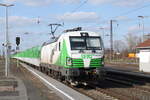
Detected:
left=2, top=0, right=80, bottom=6
left=2, top=0, right=52, bottom=6
left=128, top=26, right=140, bottom=33
left=60, top=0, right=81, bottom=4
left=128, top=25, right=150, bottom=34
left=88, top=0, right=112, bottom=5
left=0, top=16, right=51, bottom=50
left=116, top=16, right=130, bottom=21
left=2, top=0, right=16, bottom=3
left=0, top=16, right=37, bottom=27
left=88, top=0, right=148, bottom=7
left=114, top=0, right=143, bottom=6
left=2, top=0, right=148, bottom=7
left=116, top=16, right=126, bottom=20
left=57, top=12, right=100, bottom=23
left=10, top=16, right=36, bottom=26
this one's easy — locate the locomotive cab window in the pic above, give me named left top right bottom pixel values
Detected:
left=86, top=37, right=101, bottom=49
left=70, top=36, right=102, bottom=50
left=70, top=37, right=86, bottom=50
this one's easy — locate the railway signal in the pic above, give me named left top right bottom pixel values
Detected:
left=16, top=37, right=20, bottom=46
left=15, top=37, right=20, bottom=68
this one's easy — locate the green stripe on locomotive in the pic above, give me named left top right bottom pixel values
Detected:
left=13, top=46, right=42, bottom=58
left=70, top=58, right=104, bottom=68
left=55, top=40, right=70, bottom=67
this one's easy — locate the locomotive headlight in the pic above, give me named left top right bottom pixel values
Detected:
left=66, top=57, right=72, bottom=66
left=102, top=61, right=104, bottom=65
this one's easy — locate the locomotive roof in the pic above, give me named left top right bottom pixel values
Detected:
left=62, top=31, right=100, bottom=36
left=42, top=31, right=100, bottom=46
left=42, top=35, right=61, bottom=45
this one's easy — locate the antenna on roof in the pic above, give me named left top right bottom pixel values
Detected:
left=64, top=27, right=82, bottom=32
left=48, top=23, right=63, bottom=39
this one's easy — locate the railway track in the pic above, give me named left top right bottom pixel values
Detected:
left=103, top=71, right=150, bottom=100
left=18, top=61, right=116, bottom=100
left=69, top=84, right=117, bottom=100
left=18, top=61, right=150, bottom=100
left=70, top=69, right=150, bottom=100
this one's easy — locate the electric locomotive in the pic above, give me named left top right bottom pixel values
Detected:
left=13, top=27, right=105, bottom=83
left=40, top=27, right=105, bottom=82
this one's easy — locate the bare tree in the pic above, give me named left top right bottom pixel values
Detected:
left=114, top=40, right=126, bottom=53
left=125, top=33, right=142, bottom=52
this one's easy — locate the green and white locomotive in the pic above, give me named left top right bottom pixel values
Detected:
left=13, top=27, right=105, bottom=83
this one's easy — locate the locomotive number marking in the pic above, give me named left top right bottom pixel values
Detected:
left=81, top=54, right=92, bottom=59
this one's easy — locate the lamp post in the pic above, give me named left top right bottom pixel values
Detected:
left=138, top=16, right=145, bottom=42
left=0, top=3, right=14, bottom=77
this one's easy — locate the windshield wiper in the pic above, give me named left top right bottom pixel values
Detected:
left=91, top=48, right=96, bottom=53
left=79, top=49, right=84, bottom=53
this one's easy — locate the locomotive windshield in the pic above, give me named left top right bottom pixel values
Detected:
left=70, top=37, right=86, bottom=50
left=70, top=36, right=102, bottom=50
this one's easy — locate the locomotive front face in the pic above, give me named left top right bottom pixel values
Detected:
left=67, top=32, right=104, bottom=68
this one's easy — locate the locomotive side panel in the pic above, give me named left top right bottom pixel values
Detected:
left=54, top=36, right=71, bottom=67
left=41, top=43, right=56, bottom=64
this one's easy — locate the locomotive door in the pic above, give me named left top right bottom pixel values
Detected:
left=53, top=42, right=61, bottom=64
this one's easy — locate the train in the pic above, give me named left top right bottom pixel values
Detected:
left=13, top=27, right=105, bottom=84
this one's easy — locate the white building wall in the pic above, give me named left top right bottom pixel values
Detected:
left=139, top=50, right=150, bottom=72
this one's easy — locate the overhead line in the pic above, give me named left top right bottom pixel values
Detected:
left=96, top=3, right=150, bottom=25
left=58, top=0, right=88, bottom=25
left=71, top=0, right=88, bottom=13
left=113, top=3, right=150, bottom=19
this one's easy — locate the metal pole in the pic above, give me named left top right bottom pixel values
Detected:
left=110, top=20, right=113, bottom=61
left=5, top=6, right=9, bottom=77
left=142, top=18, right=145, bottom=41
left=138, top=16, right=145, bottom=42
left=16, top=46, right=19, bottom=67
left=0, top=3, right=14, bottom=77
left=100, top=28, right=105, bottom=41
left=2, top=44, right=5, bottom=58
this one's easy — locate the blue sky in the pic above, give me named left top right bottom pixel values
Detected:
left=0, top=0, right=150, bottom=53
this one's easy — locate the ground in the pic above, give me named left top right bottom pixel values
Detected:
left=0, top=58, right=62, bottom=100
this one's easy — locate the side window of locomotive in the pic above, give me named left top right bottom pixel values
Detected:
left=59, top=42, right=61, bottom=51
left=100, top=37, right=104, bottom=49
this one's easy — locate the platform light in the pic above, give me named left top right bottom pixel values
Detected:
left=0, top=3, right=14, bottom=77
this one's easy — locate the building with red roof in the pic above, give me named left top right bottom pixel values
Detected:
left=136, top=39, right=150, bottom=49
left=136, top=39, right=150, bottom=72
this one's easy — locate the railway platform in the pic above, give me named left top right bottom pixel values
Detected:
left=20, top=63, right=93, bottom=100
left=0, top=59, right=62, bottom=100
left=0, top=77, right=27, bottom=100
left=0, top=59, right=27, bottom=100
